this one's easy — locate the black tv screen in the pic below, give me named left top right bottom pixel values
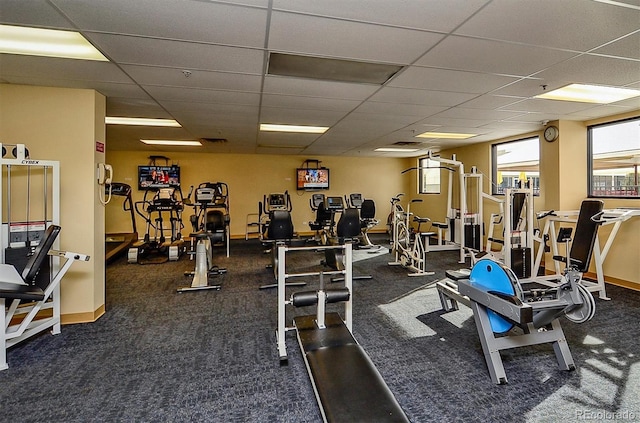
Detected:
left=138, top=165, right=180, bottom=190
left=296, top=168, right=329, bottom=190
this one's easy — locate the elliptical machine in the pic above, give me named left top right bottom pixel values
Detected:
left=178, top=182, right=229, bottom=292
left=128, top=186, right=185, bottom=264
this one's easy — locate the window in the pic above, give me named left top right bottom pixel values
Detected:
left=588, top=117, right=640, bottom=198
left=492, top=136, right=540, bottom=195
left=419, top=157, right=440, bottom=194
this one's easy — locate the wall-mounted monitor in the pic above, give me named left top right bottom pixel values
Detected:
left=296, top=168, right=329, bottom=190
left=138, top=165, right=180, bottom=190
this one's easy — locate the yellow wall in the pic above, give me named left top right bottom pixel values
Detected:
left=0, top=84, right=105, bottom=322
left=105, top=151, right=412, bottom=240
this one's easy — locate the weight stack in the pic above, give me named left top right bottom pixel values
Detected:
left=464, top=224, right=481, bottom=250
left=510, top=247, right=531, bottom=279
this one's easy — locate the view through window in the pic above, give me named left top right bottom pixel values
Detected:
left=589, top=117, right=640, bottom=198
left=492, top=137, right=540, bottom=195
left=419, top=157, right=440, bottom=194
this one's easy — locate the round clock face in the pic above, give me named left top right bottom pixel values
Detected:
left=544, top=125, right=558, bottom=142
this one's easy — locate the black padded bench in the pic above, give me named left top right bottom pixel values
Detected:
left=294, top=313, right=409, bottom=423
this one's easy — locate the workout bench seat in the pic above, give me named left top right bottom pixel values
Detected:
left=295, top=313, right=409, bottom=423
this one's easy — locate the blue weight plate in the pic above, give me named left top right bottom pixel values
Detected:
left=470, top=259, right=520, bottom=334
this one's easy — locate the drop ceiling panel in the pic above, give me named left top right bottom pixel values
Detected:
left=263, top=76, right=379, bottom=100
left=389, top=66, right=521, bottom=93
left=591, top=32, right=640, bottom=60
left=368, top=87, right=477, bottom=107
left=273, top=0, right=491, bottom=33
left=455, top=0, right=640, bottom=52
left=0, top=1, right=74, bottom=29
left=3, top=77, right=148, bottom=100
left=354, top=102, right=447, bottom=118
left=143, top=86, right=261, bottom=106
left=0, top=54, right=132, bottom=83
left=261, top=94, right=362, bottom=111
left=416, top=36, right=579, bottom=76
left=107, top=98, right=171, bottom=118
left=121, top=66, right=263, bottom=91
left=161, top=101, right=259, bottom=116
left=434, top=107, right=525, bottom=121
left=259, top=107, right=345, bottom=126
left=87, top=33, right=264, bottom=73
left=53, top=0, right=268, bottom=48
left=268, top=11, right=445, bottom=64
left=500, top=98, right=598, bottom=115
left=531, top=54, right=640, bottom=87
left=460, top=95, right=526, bottom=110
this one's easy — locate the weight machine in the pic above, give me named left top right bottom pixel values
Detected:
left=1, top=144, right=89, bottom=370
left=178, top=182, right=230, bottom=293
left=530, top=202, right=638, bottom=300
left=388, top=196, right=435, bottom=277
left=436, top=224, right=596, bottom=384
left=274, top=243, right=409, bottom=422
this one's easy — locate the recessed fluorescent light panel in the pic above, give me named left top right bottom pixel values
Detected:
left=140, top=140, right=202, bottom=146
left=268, top=53, right=403, bottom=84
left=535, top=83, right=640, bottom=104
left=0, top=24, right=108, bottom=61
left=106, top=117, right=182, bottom=127
left=415, top=132, right=476, bottom=139
left=375, top=147, right=419, bottom=152
left=260, top=124, right=328, bottom=134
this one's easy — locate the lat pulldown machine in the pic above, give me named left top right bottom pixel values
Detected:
left=275, top=243, right=409, bottom=422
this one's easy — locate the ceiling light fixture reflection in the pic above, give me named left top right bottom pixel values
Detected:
left=535, top=83, right=640, bottom=104
left=415, top=131, right=476, bottom=139
left=140, top=139, right=202, bottom=146
left=0, top=24, right=108, bottom=61
left=106, top=117, right=181, bottom=127
left=260, top=124, right=329, bottom=134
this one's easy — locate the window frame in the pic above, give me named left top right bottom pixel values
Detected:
left=588, top=116, right=640, bottom=199
left=418, top=157, right=441, bottom=194
left=491, top=136, right=540, bottom=196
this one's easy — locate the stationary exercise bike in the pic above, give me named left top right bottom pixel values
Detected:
left=178, top=183, right=229, bottom=293
left=388, top=196, right=434, bottom=277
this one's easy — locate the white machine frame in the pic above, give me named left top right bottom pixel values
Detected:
left=276, top=243, right=352, bottom=361
left=531, top=207, right=640, bottom=300
left=388, top=198, right=435, bottom=277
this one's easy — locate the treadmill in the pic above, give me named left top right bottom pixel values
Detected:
left=105, top=182, right=138, bottom=263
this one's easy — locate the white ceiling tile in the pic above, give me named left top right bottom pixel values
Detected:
left=259, top=107, right=345, bottom=126
left=4, top=76, right=148, bottom=99
left=531, top=54, right=640, bottom=87
left=0, top=1, right=74, bottom=29
left=268, top=11, right=444, bottom=64
left=435, top=107, right=525, bottom=121
left=143, top=86, right=261, bottom=105
left=87, top=34, right=264, bottom=73
left=500, top=98, right=598, bottom=115
left=52, top=0, right=268, bottom=47
left=107, top=98, right=170, bottom=118
left=591, top=32, right=640, bottom=60
left=354, top=102, right=446, bottom=118
left=263, top=76, right=379, bottom=100
left=455, top=0, right=640, bottom=52
left=261, top=94, right=362, bottom=111
left=416, top=35, right=579, bottom=76
left=0, top=54, right=132, bottom=83
left=368, top=87, right=477, bottom=107
left=121, top=66, right=262, bottom=91
left=459, top=95, right=526, bottom=110
left=272, top=0, right=490, bottom=32
left=389, top=66, right=520, bottom=93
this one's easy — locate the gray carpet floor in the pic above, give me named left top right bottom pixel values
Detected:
left=0, top=235, right=638, bottom=422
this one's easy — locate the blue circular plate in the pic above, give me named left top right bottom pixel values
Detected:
left=470, top=259, right=520, bottom=334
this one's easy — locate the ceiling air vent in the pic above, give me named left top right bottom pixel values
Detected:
left=393, top=141, right=421, bottom=146
left=199, top=138, right=228, bottom=144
